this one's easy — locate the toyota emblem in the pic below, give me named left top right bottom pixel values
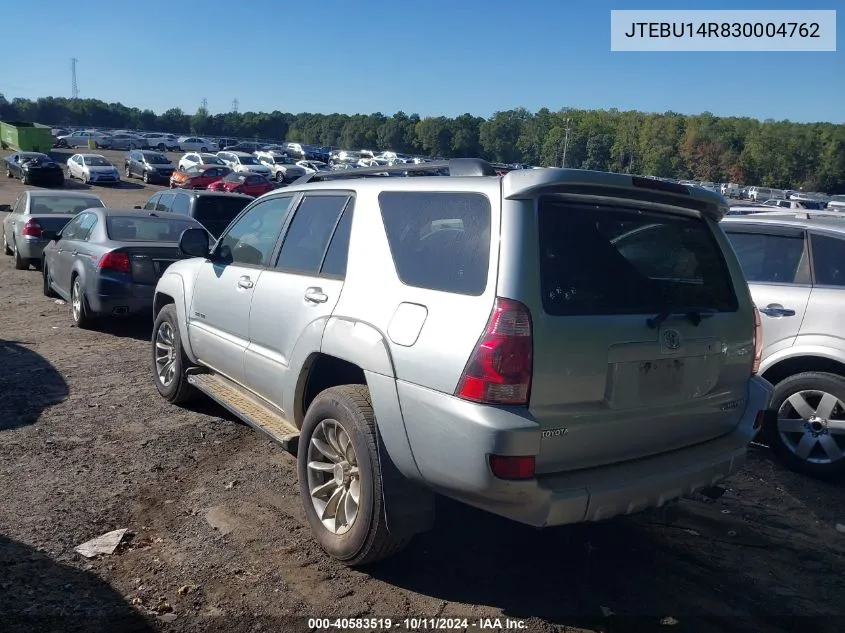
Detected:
left=662, top=329, right=682, bottom=350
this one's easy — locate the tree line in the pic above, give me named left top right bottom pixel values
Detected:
left=2, top=94, right=843, bottom=193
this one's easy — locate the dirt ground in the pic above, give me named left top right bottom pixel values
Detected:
left=1, top=148, right=844, bottom=633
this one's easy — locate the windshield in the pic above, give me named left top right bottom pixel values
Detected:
left=194, top=196, right=252, bottom=238
left=30, top=196, right=104, bottom=214
left=200, top=155, right=225, bottom=165
left=21, top=153, right=49, bottom=161
left=106, top=216, right=196, bottom=242
left=538, top=201, right=738, bottom=316
left=143, top=153, right=169, bottom=164
left=83, top=156, right=111, bottom=167
left=239, top=156, right=260, bottom=165
left=224, top=173, right=247, bottom=183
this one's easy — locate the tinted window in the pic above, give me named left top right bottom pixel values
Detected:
left=321, top=204, right=354, bottom=278
left=60, top=215, right=86, bottom=240
left=193, top=196, right=251, bottom=238
left=144, top=194, right=160, bottom=211
left=170, top=193, right=189, bottom=216
left=811, top=233, right=845, bottom=287
left=106, top=216, right=195, bottom=242
left=539, top=201, right=738, bottom=315
left=156, top=193, right=175, bottom=212
left=28, top=195, right=104, bottom=215
left=77, top=213, right=98, bottom=241
left=276, top=195, right=350, bottom=274
left=378, top=192, right=491, bottom=295
left=724, top=231, right=806, bottom=284
left=217, top=196, right=295, bottom=266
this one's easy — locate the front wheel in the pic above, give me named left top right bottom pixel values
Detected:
left=5, top=167, right=11, bottom=178
left=143, top=171, right=150, bottom=183
left=764, top=372, right=845, bottom=478
left=125, top=166, right=132, bottom=178
left=157, top=143, right=166, bottom=151
left=276, top=172, right=285, bottom=183
left=200, top=147, right=207, bottom=152
left=151, top=304, right=196, bottom=404
left=42, top=262, right=57, bottom=297
left=298, top=385, right=411, bottom=566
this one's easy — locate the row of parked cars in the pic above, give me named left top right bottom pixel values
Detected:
left=3, top=157, right=844, bottom=569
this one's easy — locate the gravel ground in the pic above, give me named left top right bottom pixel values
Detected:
left=1, top=149, right=844, bottom=633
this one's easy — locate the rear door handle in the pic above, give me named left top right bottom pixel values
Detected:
left=304, top=287, right=328, bottom=304
left=237, top=276, right=254, bottom=289
left=759, top=304, right=796, bottom=317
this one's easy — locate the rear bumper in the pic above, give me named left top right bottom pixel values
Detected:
left=398, top=375, right=773, bottom=527
left=89, top=280, right=155, bottom=317
left=17, top=238, right=50, bottom=260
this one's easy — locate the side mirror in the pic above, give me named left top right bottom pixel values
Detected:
left=179, top=227, right=210, bottom=258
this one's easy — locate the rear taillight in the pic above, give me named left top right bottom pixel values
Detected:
left=22, top=219, right=43, bottom=238
left=455, top=297, right=533, bottom=406
left=98, top=251, right=131, bottom=273
left=489, top=455, right=535, bottom=480
left=751, top=305, right=763, bottom=374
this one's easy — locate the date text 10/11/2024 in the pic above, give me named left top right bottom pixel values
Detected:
left=308, top=617, right=528, bottom=630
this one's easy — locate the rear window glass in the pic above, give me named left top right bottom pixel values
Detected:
left=106, top=216, right=196, bottom=242
left=29, top=196, right=104, bottom=215
left=193, top=196, right=251, bottom=238
left=378, top=192, right=491, bottom=296
left=538, top=200, right=738, bottom=315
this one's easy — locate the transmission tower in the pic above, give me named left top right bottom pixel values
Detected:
left=71, top=58, right=79, bottom=99
left=232, top=98, right=239, bottom=114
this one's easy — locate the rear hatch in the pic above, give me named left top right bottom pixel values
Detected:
left=516, top=194, right=751, bottom=474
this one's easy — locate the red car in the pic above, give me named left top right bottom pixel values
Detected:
left=207, top=171, right=275, bottom=197
left=170, top=165, right=232, bottom=189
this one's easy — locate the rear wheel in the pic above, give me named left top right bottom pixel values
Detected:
left=125, top=166, right=132, bottom=178
left=3, top=233, right=12, bottom=255
left=200, top=147, right=208, bottom=152
left=764, top=372, right=845, bottom=478
left=276, top=172, right=285, bottom=183
left=21, top=171, right=29, bottom=184
left=13, top=241, right=28, bottom=270
left=157, top=143, right=166, bottom=151
left=42, top=262, right=56, bottom=297
left=298, top=385, right=411, bottom=566
left=143, top=171, right=150, bottom=183
left=5, top=166, right=11, bottom=178
left=70, top=276, right=93, bottom=329
left=151, top=304, right=196, bottom=404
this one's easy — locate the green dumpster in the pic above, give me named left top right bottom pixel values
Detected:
left=0, top=121, right=54, bottom=153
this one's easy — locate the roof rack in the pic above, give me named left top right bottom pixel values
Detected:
left=291, top=158, right=497, bottom=185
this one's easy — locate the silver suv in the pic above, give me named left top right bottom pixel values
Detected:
left=722, top=211, right=845, bottom=478
left=150, top=159, right=773, bottom=565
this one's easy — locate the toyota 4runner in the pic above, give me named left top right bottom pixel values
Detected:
left=150, top=158, right=774, bottom=565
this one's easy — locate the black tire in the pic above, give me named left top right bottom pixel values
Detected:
left=276, top=172, right=285, bottom=183
left=764, top=371, right=845, bottom=479
left=125, top=165, right=132, bottom=178
left=42, top=262, right=57, bottom=297
left=151, top=304, right=196, bottom=404
left=70, top=275, right=94, bottom=329
left=143, top=171, right=150, bottom=184
left=157, top=143, right=166, bottom=151
left=3, top=234, right=11, bottom=256
left=31, top=258, right=42, bottom=272
left=200, top=147, right=208, bottom=152
left=13, top=241, right=28, bottom=270
left=297, top=385, right=411, bottom=566
left=21, top=171, right=29, bottom=185
left=5, top=167, right=11, bottom=178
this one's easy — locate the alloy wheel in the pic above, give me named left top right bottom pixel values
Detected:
left=71, top=281, right=82, bottom=322
left=154, top=321, right=177, bottom=387
left=777, top=390, right=845, bottom=464
left=306, top=419, right=361, bottom=535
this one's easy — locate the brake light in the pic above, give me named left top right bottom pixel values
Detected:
left=751, top=305, right=763, bottom=374
left=22, top=219, right=43, bottom=238
left=456, top=297, right=533, bottom=405
left=98, top=251, right=131, bottom=273
left=490, top=455, right=535, bottom=480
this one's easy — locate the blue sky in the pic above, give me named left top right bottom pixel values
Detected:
left=3, top=0, right=842, bottom=122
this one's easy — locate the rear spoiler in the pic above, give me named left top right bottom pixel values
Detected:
left=502, top=168, right=728, bottom=222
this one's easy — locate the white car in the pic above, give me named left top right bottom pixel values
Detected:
left=216, top=151, right=273, bottom=178
left=178, top=137, right=219, bottom=152
left=255, top=152, right=307, bottom=183
left=142, top=133, right=181, bottom=151
left=178, top=152, right=227, bottom=172
left=57, top=130, right=114, bottom=149
left=66, top=154, right=121, bottom=186
left=827, top=195, right=845, bottom=210
left=295, top=160, right=330, bottom=174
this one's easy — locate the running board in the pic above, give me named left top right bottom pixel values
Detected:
left=187, top=373, right=300, bottom=454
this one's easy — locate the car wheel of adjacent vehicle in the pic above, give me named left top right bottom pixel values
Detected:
left=200, top=147, right=207, bottom=152
left=5, top=167, right=11, bottom=178
left=21, top=171, right=29, bottom=184
left=70, top=276, right=93, bottom=329
left=764, top=372, right=845, bottom=479
left=276, top=172, right=285, bottom=183
left=42, top=262, right=57, bottom=297
left=151, top=304, right=196, bottom=404
left=12, top=241, right=28, bottom=270
left=298, top=384, right=411, bottom=566
left=157, top=143, right=166, bottom=151
left=143, top=171, right=150, bottom=183
left=125, top=166, right=132, bottom=178
left=3, top=233, right=12, bottom=256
